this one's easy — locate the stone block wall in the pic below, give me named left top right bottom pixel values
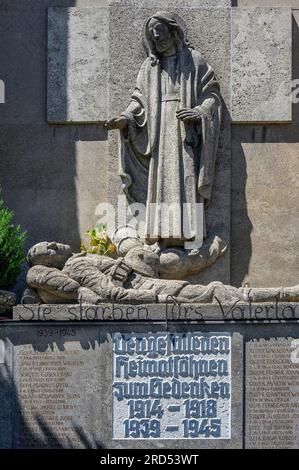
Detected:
left=0, top=0, right=298, bottom=293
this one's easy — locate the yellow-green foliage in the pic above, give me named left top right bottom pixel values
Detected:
left=81, top=224, right=117, bottom=258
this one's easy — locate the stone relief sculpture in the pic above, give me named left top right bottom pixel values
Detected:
left=24, top=242, right=299, bottom=305
left=23, top=12, right=299, bottom=307
left=105, top=11, right=222, bottom=249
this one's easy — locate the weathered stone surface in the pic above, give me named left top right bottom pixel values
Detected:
left=238, top=1, right=299, bottom=6
left=0, top=322, right=243, bottom=448
left=246, top=336, right=299, bottom=449
left=0, top=324, right=101, bottom=449
left=231, top=140, right=299, bottom=288
left=27, top=242, right=73, bottom=269
left=108, top=6, right=232, bottom=285
left=0, top=337, right=13, bottom=448
left=231, top=8, right=292, bottom=123
left=2, top=321, right=299, bottom=448
left=13, top=302, right=299, bottom=322
left=0, top=0, right=108, bottom=298
left=24, top=240, right=227, bottom=304
left=111, top=0, right=231, bottom=6
left=231, top=8, right=299, bottom=288
left=47, top=7, right=109, bottom=123
left=0, top=81, right=4, bottom=104
left=23, top=240, right=299, bottom=306
left=106, top=11, right=223, bottom=254
left=0, top=125, right=107, bottom=257
left=1, top=0, right=298, bottom=302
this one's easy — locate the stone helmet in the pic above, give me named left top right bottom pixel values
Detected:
left=124, top=246, right=160, bottom=278
left=111, top=224, right=142, bottom=256
left=27, top=242, right=72, bottom=269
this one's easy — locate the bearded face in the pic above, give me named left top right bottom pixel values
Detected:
left=147, top=18, right=176, bottom=55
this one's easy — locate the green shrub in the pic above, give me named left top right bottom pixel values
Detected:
left=0, top=199, right=27, bottom=289
left=81, top=223, right=117, bottom=258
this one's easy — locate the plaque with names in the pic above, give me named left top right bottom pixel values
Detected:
left=112, top=332, right=231, bottom=440
left=246, top=338, right=299, bottom=449
left=12, top=326, right=101, bottom=448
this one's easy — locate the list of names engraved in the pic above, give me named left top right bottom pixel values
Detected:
left=246, top=338, right=299, bottom=449
left=13, top=327, right=100, bottom=448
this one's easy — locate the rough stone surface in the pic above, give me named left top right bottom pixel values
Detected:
left=1, top=321, right=299, bottom=448
left=24, top=240, right=227, bottom=304
left=231, top=8, right=292, bottom=123
left=0, top=125, right=107, bottom=254
left=237, top=1, right=299, bottom=6
left=111, top=0, right=231, bottom=6
left=108, top=11, right=223, bottom=252
left=108, top=6, right=231, bottom=285
left=23, top=240, right=299, bottom=306
left=231, top=140, right=299, bottom=288
left=47, top=7, right=109, bottom=123
left=0, top=322, right=243, bottom=448
left=0, top=1, right=108, bottom=300
left=231, top=11, right=299, bottom=288
left=0, top=0, right=298, bottom=298
left=246, top=335, right=299, bottom=449
left=0, top=337, right=13, bottom=448
left=0, top=324, right=102, bottom=449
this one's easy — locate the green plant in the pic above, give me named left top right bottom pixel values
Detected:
left=0, top=199, right=27, bottom=289
left=81, top=224, right=117, bottom=258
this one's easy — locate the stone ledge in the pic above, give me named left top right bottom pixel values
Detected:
left=13, top=302, right=299, bottom=323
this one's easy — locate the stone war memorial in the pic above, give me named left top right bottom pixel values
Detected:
left=0, top=0, right=299, bottom=452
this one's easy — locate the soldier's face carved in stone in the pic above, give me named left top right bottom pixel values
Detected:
left=148, top=18, right=175, bottom=56
left=124, top=246, right=160, bottom=278
left=27, top=242, right=72, bottom=269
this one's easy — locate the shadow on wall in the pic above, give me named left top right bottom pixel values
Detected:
left=0, top=0, right=80, bottom=245
left=0, top=332, right=104, bottom=449
left=0, top=1, right=107, bottom=298
left=0, top=363, right=102, bottom=449
left=231, top=134, right=253, bottom=288
left=231, top=14, right=299, bottom=287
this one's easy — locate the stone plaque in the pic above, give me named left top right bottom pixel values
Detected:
left=0, top=324, right=243, bottom=449
left=47, top=7, right=109, bottom=123
left=246, top=338, right=299, bottom=449
left=12, top=325, right=101, bottom=448
left=113, top=332, right=231, bottom=440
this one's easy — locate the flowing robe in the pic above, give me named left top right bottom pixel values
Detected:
left=120, top=47, right=222, bottom=245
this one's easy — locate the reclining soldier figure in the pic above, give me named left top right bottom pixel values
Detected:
left=24, top=241, right=299, bottom=305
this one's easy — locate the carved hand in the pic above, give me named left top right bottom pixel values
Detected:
left=176, top=108, right=202, bottom=122
left=177, top=98, right=216, bottom=123
left=104, top=116, right=128, bottom=131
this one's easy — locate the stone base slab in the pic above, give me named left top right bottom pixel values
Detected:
left=1, top=319, right=299, bottom=448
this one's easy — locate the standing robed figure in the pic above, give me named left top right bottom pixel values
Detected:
left=106, top=11, right=222, bottom=249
